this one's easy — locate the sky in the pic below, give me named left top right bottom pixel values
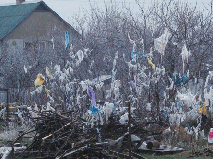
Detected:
left=0, top=0, right=212, bottom=25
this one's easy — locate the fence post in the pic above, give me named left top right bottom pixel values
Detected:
left=7, top=89, right=9, bottom=123
left=128, top=101, right=132, bottom=159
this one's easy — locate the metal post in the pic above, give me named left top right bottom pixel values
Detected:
left=29, top=86, right=31, bottom=104
left=128, top=101, right=132, bottom=159
left=7, top=89, right=9, bottom=123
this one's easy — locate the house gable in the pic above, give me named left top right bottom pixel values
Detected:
left=0, top=1, right=81, bottom=41
left=0, top=2, right=40, bottom=40
left=5, top=11, right=73, bottom=42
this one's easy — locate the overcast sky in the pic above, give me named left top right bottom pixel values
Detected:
left=0, top=0, right=212, bottom=25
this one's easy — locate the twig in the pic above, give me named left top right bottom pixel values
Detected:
left=42, top=122, right=72, bottom=141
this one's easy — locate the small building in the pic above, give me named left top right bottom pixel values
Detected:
left=0, top=0, right=82, bottom=103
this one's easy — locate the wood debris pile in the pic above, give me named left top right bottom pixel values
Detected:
left=10, top=111, right=97, bottom=158
left=9, top=111, right=146, bottom=159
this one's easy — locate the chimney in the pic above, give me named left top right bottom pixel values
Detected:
left=16, top=0, right=25, bottom=5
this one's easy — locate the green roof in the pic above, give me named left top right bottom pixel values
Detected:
left=0, top=1, right=80, bottom=40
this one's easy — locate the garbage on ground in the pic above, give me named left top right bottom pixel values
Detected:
left=138, top=141, right=185, bottom=155
left=0, top=107, right=188, bottom=158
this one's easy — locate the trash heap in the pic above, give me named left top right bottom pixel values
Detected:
left=0, top=107, right=187, bottom=159
left=6, top=109, right=151, bottom=159
left=10, top=110, right=99, bottom=159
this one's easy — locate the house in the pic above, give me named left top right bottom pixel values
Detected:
left=0, top=0, right=82, bottom=103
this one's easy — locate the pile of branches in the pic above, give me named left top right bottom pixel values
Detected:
left=9, top=111, right=146, bottom=159
left=8, top=110, right=165, bottom=158
left=10, top=111, right=102, bottom=159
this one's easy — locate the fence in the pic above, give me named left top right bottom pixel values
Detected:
left=0, top=89, right=8, bottom=104
left=7, top=87, right=34, bottom=105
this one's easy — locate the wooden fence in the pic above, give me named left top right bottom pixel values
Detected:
left=7, top=87, right=34, bottom=105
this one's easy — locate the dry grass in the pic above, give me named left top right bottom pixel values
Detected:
left=142, top=126, right=213, bottom=159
